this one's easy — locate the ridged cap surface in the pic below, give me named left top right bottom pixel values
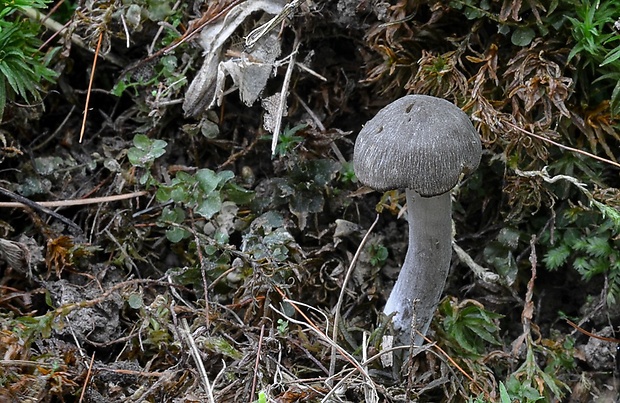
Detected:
left=354, top=95, right=482, bottom=197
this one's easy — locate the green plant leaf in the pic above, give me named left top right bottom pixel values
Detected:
left=544, top=245, right=571, bottom=270
left=128, top=293, right=144, bottom=309
left=0, top=14, right=58, bottom=121
left=0, top=78, right=5, bottom=119
left=196, top=169, right=220, bottom=193
left=499, top=381, right=511, bottom=403
left=160, top=206, right=185, bottom=224
left=156, top=186, right=172, bottom=202
left=585, top=237, right=611, bottom=258
left=224, top=183, right=255, bottom=205
left=255, top=391, right=267, bottom=403
left=573, top=256, right=591, bottom=273
left=128, top=134, right=167, bottom=167
left=202, top=336, right=243, bottom=359
left=196, top=193, right=222, bottom=219
left=165, top=226, right=186, bottom=243
left=601, top=45, right=620, bottom=66
left=217, top=170, right=235, bottom=185
left=511, top=27, right=536, bottom=47
left=171, top=187, right=189, bottom=203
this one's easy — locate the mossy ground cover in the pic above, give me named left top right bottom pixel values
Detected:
left=0, top=0, right=619, bottom=401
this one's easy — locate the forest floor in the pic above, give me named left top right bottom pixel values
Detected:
left=1, top=0, right=620, bottom=402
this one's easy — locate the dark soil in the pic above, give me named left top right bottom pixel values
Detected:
left=1, top=1, right=620, bottom=402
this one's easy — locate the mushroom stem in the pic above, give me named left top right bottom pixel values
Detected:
left=383, top=188, right=452, bottom=347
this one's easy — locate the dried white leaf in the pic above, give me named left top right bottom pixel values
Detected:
left=183, top=0, right=285, bottom=116
left=334, top=219, right=361, bottom=238
left=216, top=31, right=281, bottom=107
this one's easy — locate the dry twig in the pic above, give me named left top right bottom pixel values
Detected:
left=250, top=324, right=266, bottom=402
left=506, top=122, right=620, bottom=169
left=78, top=352, right=95, bottom=403
left=271, top=287, right=375, bottom=385
left=0, top=191, right=147, bottom=209
left=270, top=35, right=301, bottom=155
left=80, top=30, right=103, bottom=143
left=0, top=186, right=82, bottom=232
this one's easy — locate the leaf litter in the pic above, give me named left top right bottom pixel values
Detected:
left=0, top=0, right=620, bottom=402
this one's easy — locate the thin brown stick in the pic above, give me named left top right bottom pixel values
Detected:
left=41, top=0, right=66, bottom=24
left=417, top=332, right=476, bottom=384
left=21, top=7, right=123, bottom=66
left=31, top=105, right=76, bottom=151
left=96, top=367, right=168, bottom=377
left=38, top=18, right=72, bottom=52
left=78, top=352, right=96, bottom=403
left=80, top=30, right=103, bottom=143
left=506, top=122, right=620, bottom=169
left=0, top=191, right=147, bottom=208
left=0, top=359, right=56, bottom=368
left=250, top=324, right=265, bottom=402
left=208, top=266, right=236, bottom=290
left=217, top=133, right=261, bottom=169
left=566, top=319, right=620, bottom=343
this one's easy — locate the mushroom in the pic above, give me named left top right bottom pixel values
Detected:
left=353, top=94, right=482, bottom=347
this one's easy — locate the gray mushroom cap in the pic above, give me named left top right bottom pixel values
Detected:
left=353, top=95, right=482, bottom=197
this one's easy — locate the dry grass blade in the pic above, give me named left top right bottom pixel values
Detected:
left=78, top=352, right=95, bottom=403
left=329, top=214, right=380, bottom=380
left=417, top=332, right=477, bottom=386
left=20, top=7, right=123, bottom=66
left=245, top=0, right=301, bottom=49
left=80, top=30, right=103, bottom=143
left=270, top=36, right=300, bottom=155
left=181, top=318, right=215, bottom=403
left=250, top=324, right=266, bottom=403
left=566, top=319, right=620, bottom=343
left=268, top=301, right=375, bottom=402
left=0, top=191, right=147, bottom=208
left=506, top=122, right=620, bottom=169
left=0, top=186, right=82, bottom=232
left=271, top=287, right=375, bottom=383
left=362, top=331, right=379, bottom=403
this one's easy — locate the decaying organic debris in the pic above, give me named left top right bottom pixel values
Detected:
left=1, top=0, right=620, bottom=402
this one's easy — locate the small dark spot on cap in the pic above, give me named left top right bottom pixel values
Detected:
left=405, top=104, right=414, bottom=113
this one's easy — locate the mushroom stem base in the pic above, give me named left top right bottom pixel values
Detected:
left=383, top=189, right=452, bottom=347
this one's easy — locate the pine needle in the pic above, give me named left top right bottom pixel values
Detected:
left=80, top=30, right=103, bottom=143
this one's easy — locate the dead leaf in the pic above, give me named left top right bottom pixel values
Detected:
left=183, top=0, right=286, bottom=116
